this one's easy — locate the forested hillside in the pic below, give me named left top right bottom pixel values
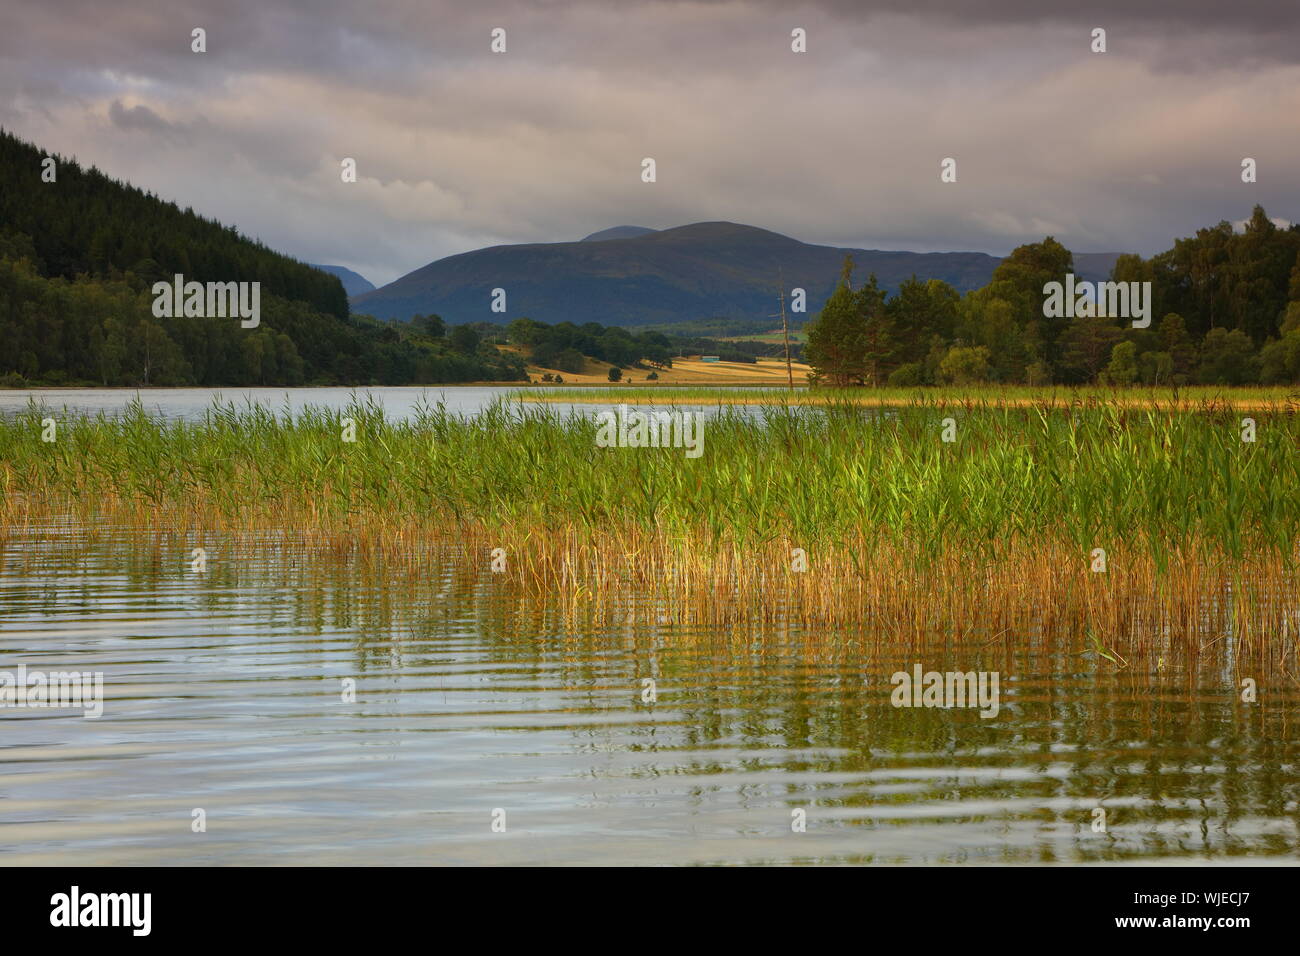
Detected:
left=0, top=130, right=525, bottom=386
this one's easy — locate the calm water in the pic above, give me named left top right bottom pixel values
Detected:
left=3, top=524, right=1297, bottom=865
left=0, top=386, right=775, bottom=423
left=0, top=386, right=527, bottom=421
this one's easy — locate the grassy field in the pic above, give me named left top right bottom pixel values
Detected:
left=2, top=395, right=1296, bottom=658
left=514, top=352, right=812, bottom=386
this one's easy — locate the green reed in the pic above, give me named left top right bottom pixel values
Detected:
left=520, top=384, right=1299, bottom=410
left=1, top=395, right=1296, bottom=569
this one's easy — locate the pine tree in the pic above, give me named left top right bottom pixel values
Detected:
left=805, top=255, right=867, bottom=386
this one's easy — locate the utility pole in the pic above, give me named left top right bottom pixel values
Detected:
left=768, top=271, right=795, bottom=391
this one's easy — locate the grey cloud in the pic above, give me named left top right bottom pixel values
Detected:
left=108, top=100, right=175, bottom=133
left=2, top=0, right=1297, bottom=286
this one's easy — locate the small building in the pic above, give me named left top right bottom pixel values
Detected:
left=700, top=355, right=720, bottom=363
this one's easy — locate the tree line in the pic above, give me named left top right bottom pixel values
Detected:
left=805, top=205, right=1300, bottom=387
left=502, top=317, right=761, bottom=372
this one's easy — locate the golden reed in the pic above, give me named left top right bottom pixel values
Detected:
left=4, top=490, right=1295, bottom=671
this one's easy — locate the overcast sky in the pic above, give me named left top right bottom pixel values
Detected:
left=4, top=0, right=1298, bottom=285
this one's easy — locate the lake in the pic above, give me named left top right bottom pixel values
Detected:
left=0, top=386, right=528, bottom=421
left=3, top=521, right=1296, bottom=865
left=0, top=385, right=789, bottom=423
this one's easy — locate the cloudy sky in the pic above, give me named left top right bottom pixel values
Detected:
left=4, top=0, right=1299, bottom=285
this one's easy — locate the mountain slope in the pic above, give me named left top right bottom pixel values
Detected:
left=1072, top=252, right=1123, bottom=284
left=0, top=131, right=348, bottom=320
left=353, top=221, right=1022, bottom=326
left=311, top=264, right=376, bottom=296
left=580, top=225, right=658, bottom=242
left=0, top=130, right=526, bottom=386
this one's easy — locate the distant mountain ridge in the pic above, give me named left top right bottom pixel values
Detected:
left=352, top=221, right=1123, bottom=326
left=310, top=264, right=375, bottom=296
left=580, top=225, right=658, bottom=242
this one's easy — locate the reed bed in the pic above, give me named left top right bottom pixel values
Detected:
left=1, top=395, right=1297, bottom=662
left=520, top=384, right=1300, bottom=412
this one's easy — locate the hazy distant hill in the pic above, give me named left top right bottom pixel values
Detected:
left=1072, top=252, right=1124, bottom=285
left=311, top=264, right=375, bottom=296
left=352, top=221, right=1123, bottom=326
left=353, top=222, right=985, bottom=325
left=580, top=225, right=658, bottom=242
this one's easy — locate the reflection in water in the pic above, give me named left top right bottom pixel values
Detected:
left=0, top=385, right=763, bottom=424
left=1, top=525, right=1297, bottom=865
left=0, top=386, right=524, bottom=422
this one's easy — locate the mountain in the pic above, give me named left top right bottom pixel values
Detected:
left=352, top=221, right=1126, bottom=327
left=0, top=129, right=526, bottom=386
left=0, top=133, right=348, bottom=320
left=580, top=225, right=658, bottom=242
left=311, top=264, right=375, bottom=296
left=1072, top=252, right=1124, bottom=285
